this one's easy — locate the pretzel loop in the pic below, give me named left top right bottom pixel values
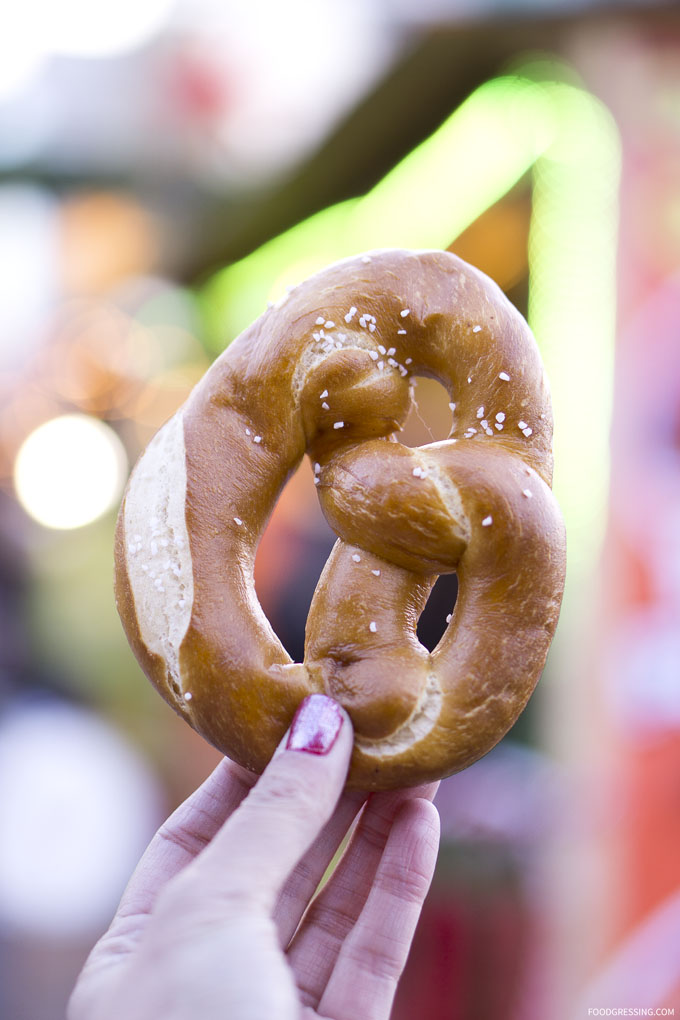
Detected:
left=115, top=249, right=566, bottom=790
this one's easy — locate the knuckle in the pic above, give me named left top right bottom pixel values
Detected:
left=380, top=859, right=432, bottom=904
left=156, top=816, right=211, bottom=858
left=311, top=900, right=358, bottom=942
left=346, top=937, right=406, bottom=983
left=256, top=763, right=327, bottom=820
left=379, top=831, right=437, bottom=904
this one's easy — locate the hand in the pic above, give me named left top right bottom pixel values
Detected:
left=68, top=694, right=440, bottom=1020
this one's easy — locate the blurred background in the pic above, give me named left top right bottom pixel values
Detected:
left=1, top=1, right=679, bottom=1017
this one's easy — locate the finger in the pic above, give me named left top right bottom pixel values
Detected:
left=118, top=757, right=257, bottom=917
left=288, top=782, right=438, bottom=1007
left=174, top=694, right=354, bottom=917
left=318, top=798, right=440, bottom=1020
left=78, top=757, right=257, bottom=977
left=273, top=789, right=367, bottom=946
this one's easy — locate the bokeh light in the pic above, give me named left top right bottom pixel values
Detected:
left=2, top=0, right=176, bottom=70
left=45, top=0, right=176, bottom=58
left=13, top=414, right=128, bottom=530
left=0, top=700, right=162, bottom=935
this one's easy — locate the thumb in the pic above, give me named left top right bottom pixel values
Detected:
left=183, top=694, right=354, bottom=913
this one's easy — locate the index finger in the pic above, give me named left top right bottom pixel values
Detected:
left=179, top=695, right=354, bottom=916
left=114, top=756, right=257, bottom=921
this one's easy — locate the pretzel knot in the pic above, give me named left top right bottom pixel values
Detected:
left=115, top=249, right=566, bottom=790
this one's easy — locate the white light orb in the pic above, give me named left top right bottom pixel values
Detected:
left=42, top=0, right=176, bottom=59
left=14, top=414, right=128, bottom=530
left=0, top=701, right=162, bottom=936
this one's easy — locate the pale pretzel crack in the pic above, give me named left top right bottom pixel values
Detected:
left=355, top=674, right=442, bottom=758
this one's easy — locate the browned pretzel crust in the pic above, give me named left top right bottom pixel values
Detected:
left=114, top=249, right=566, bottom=790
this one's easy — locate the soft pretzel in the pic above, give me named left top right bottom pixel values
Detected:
left=114, top=249, right=566, bottom=790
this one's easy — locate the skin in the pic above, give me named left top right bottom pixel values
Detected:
left=68, top=700, right=440, bottom=1020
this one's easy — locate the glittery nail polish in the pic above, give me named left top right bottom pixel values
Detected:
left=286, top=694, right=344, bottom=755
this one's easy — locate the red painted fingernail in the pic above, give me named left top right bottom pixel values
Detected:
left=286, top=694, right=344, bottom=755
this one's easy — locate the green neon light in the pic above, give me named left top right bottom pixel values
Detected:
left=201, top=67, right=621, bottom=594
left=201, top=75, right=555, bottom=350
left=528, top=84, right=620, bottom=582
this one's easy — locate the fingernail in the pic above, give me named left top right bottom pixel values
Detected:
left=286, top=694, right=344, bottom=755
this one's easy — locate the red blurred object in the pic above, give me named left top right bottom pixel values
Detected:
left=166, top=46, right=231, bottom=123
left=579, top=23, right=680, bottom=983
left=393, top=860, right=536, bottom=1020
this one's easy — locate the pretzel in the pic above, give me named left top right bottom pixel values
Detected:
left=114, top=249, right=566, bottom=790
